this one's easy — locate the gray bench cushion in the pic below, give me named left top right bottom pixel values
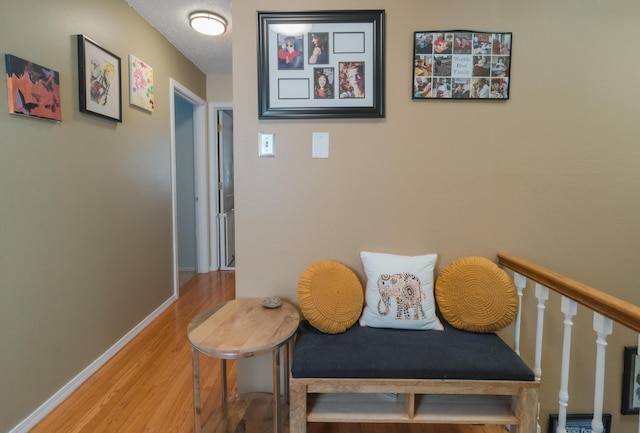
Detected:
left=291, top=320, right=534, bottom=381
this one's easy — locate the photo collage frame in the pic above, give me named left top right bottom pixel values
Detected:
left=257, top=10, right=384, bottom=119
left=413, top=30, right=512, bottom=100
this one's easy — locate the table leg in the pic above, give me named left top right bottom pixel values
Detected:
left=283, top=342, right=290, bottom=404
left=272, top=347, right=281, bottom=433
left=221, top=359, right=228, bottom=404
left=191, top=347, right=202, bottom=433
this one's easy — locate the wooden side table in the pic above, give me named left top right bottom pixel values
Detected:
left=188, top=298, right=299, bottom=433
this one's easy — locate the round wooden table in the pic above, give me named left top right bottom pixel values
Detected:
left=188, top=298, right=299, bottom=433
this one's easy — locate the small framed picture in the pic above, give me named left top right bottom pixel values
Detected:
left=77, top=34, right=122, bottom=122
left=622, top=346, right=640, bottom=414
left=548, top=414, right=612, bottom=433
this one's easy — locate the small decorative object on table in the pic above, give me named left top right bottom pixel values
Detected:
left=262, top=296, right=282, bottom=309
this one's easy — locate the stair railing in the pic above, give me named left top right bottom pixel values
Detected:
left=497, top=252, right=640, bottom=433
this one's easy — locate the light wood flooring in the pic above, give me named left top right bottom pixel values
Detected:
left=30, top=271, right=505, bottom=433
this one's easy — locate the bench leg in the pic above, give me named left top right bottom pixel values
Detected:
left=511, top=387, right=539, bottom=433
left=289, top=378, right=307, bottom=433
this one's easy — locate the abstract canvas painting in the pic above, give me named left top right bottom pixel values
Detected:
left=5, top=54, right=61, bottom=121
left=129, top=54, right=154, bottom=112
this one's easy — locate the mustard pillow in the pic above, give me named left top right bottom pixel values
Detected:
left=435, top=256, right=518, bottom=333
left=297, top=260, right=364, bottom=334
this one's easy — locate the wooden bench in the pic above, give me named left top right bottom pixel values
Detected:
left=289, top=321, right=539, bottom=432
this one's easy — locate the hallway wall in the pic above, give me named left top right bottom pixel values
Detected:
left=0, top=1, right=205, bottom=431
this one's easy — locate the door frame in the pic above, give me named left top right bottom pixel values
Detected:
left=208, top=102, right=233, bottom=270
left=170, top=78, right=208, bottom=297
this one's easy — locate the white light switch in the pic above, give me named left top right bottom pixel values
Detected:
left=312, top=132, right=329, bottom=158
left=258, top=132, right=275, bottom=157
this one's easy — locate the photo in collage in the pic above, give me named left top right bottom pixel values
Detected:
left=413, top=31, right=511, bottom=99
left=276, top=31, right=366, bottom=101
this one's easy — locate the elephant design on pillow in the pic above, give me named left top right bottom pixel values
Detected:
left=376, top=273, right=426, bottom=320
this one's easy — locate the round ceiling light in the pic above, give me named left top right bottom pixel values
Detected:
left=189, top=11, right=227, bottom=36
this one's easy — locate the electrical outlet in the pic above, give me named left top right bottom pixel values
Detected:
left=259, top=132, right=275, bottom=157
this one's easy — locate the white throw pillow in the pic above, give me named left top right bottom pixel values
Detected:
left=359, top=251, right=443, bottom=331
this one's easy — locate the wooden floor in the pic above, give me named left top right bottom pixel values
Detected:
left=30, top=271, right=505, bottom=433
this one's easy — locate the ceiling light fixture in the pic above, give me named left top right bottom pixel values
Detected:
left=189, top=11, right=227, bottom=36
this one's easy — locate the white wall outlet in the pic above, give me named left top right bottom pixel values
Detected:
left=258, top=132, right=275, bottom=157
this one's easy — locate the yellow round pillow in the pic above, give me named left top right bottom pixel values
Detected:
left=297, top=260, right=364, bottom=334
left=435, top=256, right=518, bottom=333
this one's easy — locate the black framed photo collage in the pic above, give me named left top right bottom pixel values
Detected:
left=413, top=31, right=512, bottom=100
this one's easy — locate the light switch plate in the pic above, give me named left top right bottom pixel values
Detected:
left=312, top=132, right=329, bottom=158
left=258, top=132, right=275, bottom=157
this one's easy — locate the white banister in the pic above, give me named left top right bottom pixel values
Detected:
left=513, top=272, right=526, bottom=355
left=556, top=297, right=578, bottom=433
left=592, top=313, right=613, bottom=433
left=497, top=252, right=640, bottom=433
left=534, top=283, right=549, bottom=381
left=534, top=282, right=549, bottom=433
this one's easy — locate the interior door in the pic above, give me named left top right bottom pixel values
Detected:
left=218, top=109, right=234, bottom=269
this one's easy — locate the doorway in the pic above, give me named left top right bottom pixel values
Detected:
left=209, top=103, right=234, bottom=270
left=174, top=95, right=197, bottom=285
left=170, top=79, right=207, bottom=297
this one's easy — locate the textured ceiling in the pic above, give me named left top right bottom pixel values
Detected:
left=125, top=0, right=232, bottom=75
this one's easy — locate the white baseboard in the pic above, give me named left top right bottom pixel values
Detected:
left=8, top=294, right=178, bottom=433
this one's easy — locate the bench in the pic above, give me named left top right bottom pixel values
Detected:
left=289, top=320, right=539, bottom=432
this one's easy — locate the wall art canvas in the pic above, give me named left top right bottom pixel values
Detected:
left=5, top=54, right=61, bottom=121
left=129, top=54, right=154, bottom=112
left=413, top=30, right=512, bottom=100
left=77, top=35, right=122, bottom=122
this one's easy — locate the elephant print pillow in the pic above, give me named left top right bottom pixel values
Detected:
left=359, top=252, right=443, bottom=331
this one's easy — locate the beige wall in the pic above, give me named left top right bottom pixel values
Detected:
left=207, top=73, right=233, bottom=102
left=232, top=0, right=640, bottom=431
left=0, top=0, right=205, bottom=431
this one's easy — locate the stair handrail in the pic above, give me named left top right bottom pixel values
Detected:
left=497, top=252, right=640, bottom=334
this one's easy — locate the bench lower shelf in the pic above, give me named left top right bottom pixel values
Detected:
left=306, top=393, right=518, bottom=424
left=290, top=377, right=539, bottom=433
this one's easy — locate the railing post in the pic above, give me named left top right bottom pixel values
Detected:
left=534, top=283, right=549, bottom=433
left=556, top=297, right=577, bottom=433
left=534, top=283, right=549, bottom=381
left=513, top=272, right=526, bottom=355
left=592, top=313, right=613, bottom=433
